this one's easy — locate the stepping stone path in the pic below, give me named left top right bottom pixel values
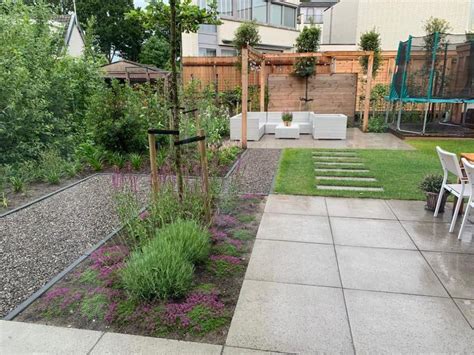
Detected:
left=313, top=150, right=384, bottom=192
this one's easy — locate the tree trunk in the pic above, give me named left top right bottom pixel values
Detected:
left=169, top=0, right=184, bottom=199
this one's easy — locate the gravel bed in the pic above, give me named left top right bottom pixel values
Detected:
left=232, top=149, right=281, bottom=194
left=0, top=174, right=150, bottom=318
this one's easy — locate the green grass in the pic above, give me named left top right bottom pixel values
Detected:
left=274, top=139, right=474, bottom=200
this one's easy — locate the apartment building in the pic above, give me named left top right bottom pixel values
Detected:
left=183, top=0, right=306, bottom=56
left=322, top=0, right=474, bottom=50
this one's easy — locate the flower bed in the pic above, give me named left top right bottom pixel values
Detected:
left=16, top=191, right=264, bottom=344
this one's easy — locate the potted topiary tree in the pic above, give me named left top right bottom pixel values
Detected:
left=282, top=112, right=293, bottom=127
left=419, top=174, right=447, bottom=212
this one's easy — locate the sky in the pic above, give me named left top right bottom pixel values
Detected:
left=133, top=0, right=147, bottom=8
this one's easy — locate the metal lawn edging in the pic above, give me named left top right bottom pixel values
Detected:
left=3, top=206, right=147, bottom=321
left=224, top=148, right=248, bottom=179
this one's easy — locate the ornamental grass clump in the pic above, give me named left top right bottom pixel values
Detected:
left=121, top=237, right=194, bottom=300
left=121, top=220, right=211, bottom=300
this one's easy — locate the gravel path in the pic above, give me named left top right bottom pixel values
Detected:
left=0, top=174, right=149, bottom=317
left=233, top=149, right=281, bottom=194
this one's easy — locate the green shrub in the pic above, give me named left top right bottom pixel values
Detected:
left=367, top=116, right=388, bottom=133
left=9, top=176, right=26, bottom=193
left=108, top=152, right=127, bottom=169
left=419, top=174, right=444, bottom=194
left=121, top=237, right=194, bottom=299
left=157, top=220, right=210, bottom=264
left=75, top=142, right=105, bottom=171
left=129, top=153, right=143, bottom=171
left=39, top=149, right=65, bottom=184
left=63, top=161, right=82, bottom=178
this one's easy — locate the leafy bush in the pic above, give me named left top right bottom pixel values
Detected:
left=367, top=116, right=388, bottom=133
left=233, top=21, right=261, bottom=53
left=39, top=149, right=65, bottom=184
left=108, top=152, right=127, bottom=169
left=121, top=237, right=194, bottom=299
left=0, top=2, right=103, bottom=164
left=129, top=153, right=143, bottom=171
left=419, top=174, right=444, bottom=193
left=157, top=220, right=210, bottom=264
left=85, top=81, right=168, bottom=155
left=75, top=142, right=105, bottom=171
left=294, top=24, right=321, bottom=78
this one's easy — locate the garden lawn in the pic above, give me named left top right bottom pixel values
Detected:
left=274, top=139, right=474, bottom=200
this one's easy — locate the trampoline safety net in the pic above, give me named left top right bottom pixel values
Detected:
left=389, top=33, right=474, bottom=103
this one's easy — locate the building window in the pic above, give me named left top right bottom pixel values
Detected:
left=199, top=48, right=217, bottom=56
left=218, top=0, right=233, bottom=16
left=237, top=0, right=252, bottom=20
left=200, top=24, right=217, bottom=33
left=221, top=48, right=237, bottom=56
left=270, top=4, right=282, bottom=26
left=252, top=0, right=267, bottom=23
left=300, top=7, right=323, bottom=24
left=283, top=6, right=296, bottom=28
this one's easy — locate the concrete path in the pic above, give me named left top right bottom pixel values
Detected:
left=226, top=195, right=474, bottom=354
left=248, top=128, right=414, bottom=150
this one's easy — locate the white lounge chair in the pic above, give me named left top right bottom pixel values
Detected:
left=458, top=158, right=474, bottom=239
left=434, top=146, right=472, bottom=232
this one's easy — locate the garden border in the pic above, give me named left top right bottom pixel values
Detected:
left=0, top=174, right=99, bottom=218
left=3, top=206, right=146, bottom=321
left=225, top=149, right=249, bottom=179
left=2, top=152, right=244, bottom=320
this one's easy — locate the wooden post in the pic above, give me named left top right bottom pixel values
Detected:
left=241, top=46, right=248, bottom=149
left=260, top=59, right=266, bottom=112
left=197, top=129, right=211, bottom=222
left=148, top=133, right=159, bottom=195
left=362, top=52, right=374, bottom=132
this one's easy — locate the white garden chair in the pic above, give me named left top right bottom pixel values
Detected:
left=458, top=158, right=474, bottom=239
left=434, top=146, right=471, bottom=233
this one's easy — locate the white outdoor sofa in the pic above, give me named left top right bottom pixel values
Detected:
left=230, top=111, right=347, bottom=141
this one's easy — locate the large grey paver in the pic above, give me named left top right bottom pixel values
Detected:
left=331, top=217, right=416, bottom=250
left=264, top=194, right=327, bottom=216
left=90, top=332, right=222, bottom=354
left=245, top=239, right=341, bottom=287
left=401, top=221, right=474, bottom=253
left=423, top=251, right=474, bottom=299
left=454, top=298, right=474, bottom=328
left=256, top=213, right=332, bottom=244
left=226, top=280, right=353, bottom=354
left=387, top=199, right=453, bottom=223
left=0, top=320, right=103, bottom=355
left=326, top=197, right=396, bottom=220
left=345, top=289, right=474, bottom=353
left=336, top=246, right=448, bottom=297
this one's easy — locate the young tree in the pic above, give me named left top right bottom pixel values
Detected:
left=132, top=0, right=220, bottom=198
left=233, top=21, right=261, bottom=54
left=139, top=35, right=170, bottom=69
left=293, top=24, right=321, bottom=105
left=359, top=28, right=382, bottom=77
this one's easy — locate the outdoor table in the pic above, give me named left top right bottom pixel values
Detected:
left=275, top=123, right=300, bottom=139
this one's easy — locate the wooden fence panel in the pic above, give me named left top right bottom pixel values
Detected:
left=268, top=74, right=357, bottom=118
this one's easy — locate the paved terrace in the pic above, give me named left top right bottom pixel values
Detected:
left=248, top=128, right=415, bottom=150
left=2, top=195, right=473, bottom=354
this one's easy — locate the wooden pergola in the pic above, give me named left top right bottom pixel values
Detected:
left=240, top=46, right=375, bottom=148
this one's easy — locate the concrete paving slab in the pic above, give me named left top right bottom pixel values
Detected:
left=245, top=239, right=341, bottom=287
left=454, top=298, right=474, bottom=328
left=256, top=213, right=332, bottom=244
left=0, top=320, right=102, bottom=354
left=264, top=194, right=327, bottom=216
left=314, top=161, right=364, bottom=166
left=345, top=289, right=474, bottom=353
left=223, top=346, right=282, bottom=354
left=401, top=221, right=474, bottom=254
left=317, top=185, right=384, bottom=192
left=312, top=156, right=363, bottom=161
left=315, top=168, right=370, bottom=173
left=423, top=251, right=474, bottom=299
left=336, top=246, right=448, bottom=297
left=226, top=280, right=353, bottom=354
left=90, top=332, right=222, bottom=354
left=326, top=198, right=396, bottom=220
left=331, top=218, right=416, bottom=250
left=316, top=176, right=377, bottom=181
left=387, top=199, right=453, bottom=223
